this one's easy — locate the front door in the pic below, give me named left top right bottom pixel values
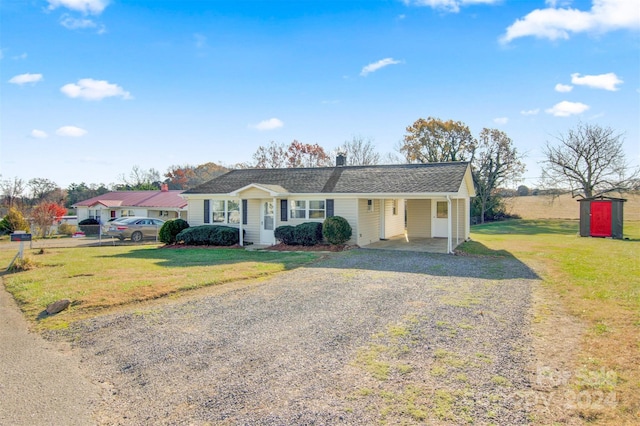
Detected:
left=432, top=199, right=448, bottom=238
left=590, top=201, right=612, bottom=237
left=260, top=200, right=275, bottom=244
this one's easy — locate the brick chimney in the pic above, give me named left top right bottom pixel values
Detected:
left=161, top=183, right=169, bottom=192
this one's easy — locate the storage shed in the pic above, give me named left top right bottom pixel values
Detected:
left=578, top=196, right=626, bottom=239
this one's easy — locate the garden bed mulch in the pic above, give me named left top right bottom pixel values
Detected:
left=264, top=243, right=356, bottom=252
left=160, top=243, right=356, bottom=252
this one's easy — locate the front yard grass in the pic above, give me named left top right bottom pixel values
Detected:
left=0, top=245, right=319, bottom=330
left=458, top=219, right=640, bottom=425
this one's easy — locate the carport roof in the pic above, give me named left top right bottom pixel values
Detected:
left=183, top=162, right=470, bottom=195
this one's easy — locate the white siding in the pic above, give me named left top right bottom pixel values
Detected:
left=457, top=179, right=469, bottom=198
left=76, top=207, right=89, bottom=222
left=357, top=199, right=380, bottom=246
left=383, top=199, right=405, bottom=238
left=334, top=198, right=358, bottom=245
left=240, top=188, right=273, bottom=199
left=188, top=199, right=206, bottom=225
left=406, top=199, right=431, bottom=238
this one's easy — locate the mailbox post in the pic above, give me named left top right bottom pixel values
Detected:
left=7, top=232, right=32, bottom=271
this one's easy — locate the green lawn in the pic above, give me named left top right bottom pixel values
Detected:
left=459, top=219, right=640, bottom=425
left=0, top=245, right=319, bottom=329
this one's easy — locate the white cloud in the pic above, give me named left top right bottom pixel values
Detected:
left=47, top=0, right=109, bottom=15
left=60, top=15, right=97, bottom=30
left=520, top=108, right=540, bottom=116
left=571, top=72, right=623, bottom=91
left=31, top=129, right=48, bottom=139
left=60, top=78, right=132, bottom=100
left=252, top=118, right=284, bottom=131
left=360, top=58, right=402, bottom=76
left=403, top=0, right=500, bottom=13
left=555, top=83, right=573, bottom=92
left=501, top=0, right=640, bottom=43
left=545, top=101, right=590, bottom=117
left=8, top=73, right=43, bottom=85
left=493, top=117, right=509, bottom=125
left=56, top=126, right=88, bottom=137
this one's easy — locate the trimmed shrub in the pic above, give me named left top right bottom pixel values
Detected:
left=78, top=218, right=100, bottom=235
left=323, top=216, right=352, bottom=245
left=57, top=223, right=77, bottom=236
left=274, top=225, right=297, bottom=245
left=159, top=218, right=190, bottom=244
left=294, top=222, right=323, bottom=246
left=176, top=225, right=240, bottom=246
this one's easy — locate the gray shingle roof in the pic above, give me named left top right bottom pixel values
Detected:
left=183, top=162, right=470, bottom=195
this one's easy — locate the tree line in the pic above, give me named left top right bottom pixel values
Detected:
left=1, top=119, right=637, bottom=235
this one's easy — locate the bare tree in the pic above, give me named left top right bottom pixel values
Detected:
left=541, top=123, right=639, bottom=198
left=118, top=165, right=161, bottom=190
left=339, top=136, right=380, bottom=166
left=0, top=177, right=26, bottom=208
left=28, top=178, right=61, bottom=203
left=253, top=141, right=288, bottom=168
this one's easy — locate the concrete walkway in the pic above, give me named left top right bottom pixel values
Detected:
left=0, top=281, right=97, bottom=425
left=363, top=235, right=450, bottom=253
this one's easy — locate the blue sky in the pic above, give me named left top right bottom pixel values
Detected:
left=1, top=0, right=638, bottom=188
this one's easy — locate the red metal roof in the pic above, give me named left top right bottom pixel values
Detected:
left=73, top=190, right=187, bottom=209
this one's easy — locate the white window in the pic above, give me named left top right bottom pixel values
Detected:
left=227, top=200, right=240, bottom=224
left=309, top=200, right=326, bottom=219
left=290, top=200, right=326, bottom=220
left=290, top=200, right=306, bottom=219
left=437, top=201, right=448, bottom=218
left=211, top=200, right=240, bottom=224
left=212, top=200, right=225, bottom=223
left=123, top=210, right=135, bottom=217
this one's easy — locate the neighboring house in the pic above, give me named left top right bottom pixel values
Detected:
left=73, top=184, right=188, bottom=223
left=182, top=157, right=475, bottom=253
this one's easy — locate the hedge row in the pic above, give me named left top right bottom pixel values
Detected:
left=176, top=225, right=241, bottom=246
left=274, top=222, right=323, bottom=246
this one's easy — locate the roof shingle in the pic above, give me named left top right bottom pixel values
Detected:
left=183, top=162, right=469, bottom=195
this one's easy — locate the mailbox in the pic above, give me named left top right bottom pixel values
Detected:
left=10, top=233, right=32, bottom=242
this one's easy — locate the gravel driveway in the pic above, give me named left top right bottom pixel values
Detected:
left=57, top=249, right=537, bottom=425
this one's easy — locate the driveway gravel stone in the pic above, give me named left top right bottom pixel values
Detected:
left=54, top=249, right=538, bottom=425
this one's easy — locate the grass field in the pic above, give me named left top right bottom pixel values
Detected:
left=0, top=245, right=318, bottom=330
left=505, top=192, right=640, bottom=221
left=460, top=219, right=640, bottom=425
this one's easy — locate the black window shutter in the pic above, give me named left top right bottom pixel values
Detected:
left=280, top=199, right=288, bottom=221
left=242, top=199, right=248, bottom=225
left=326, top=199, right=334, bottom=217
left=204, top=200, right=210, bottom=224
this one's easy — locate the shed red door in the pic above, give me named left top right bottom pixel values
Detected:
left=590, top=201, right=612, bottom=237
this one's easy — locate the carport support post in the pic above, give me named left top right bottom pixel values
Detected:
left=239, top=199, right=244, bottom=247
left=447, top=195, right=452, bottom=254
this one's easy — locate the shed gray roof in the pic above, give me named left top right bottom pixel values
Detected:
left=183, top=162, right=470, bottom=195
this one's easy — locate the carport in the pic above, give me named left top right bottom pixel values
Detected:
left=360, top=195, right=470, bottom=254
left=364, top=235, right=449, bottom=253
